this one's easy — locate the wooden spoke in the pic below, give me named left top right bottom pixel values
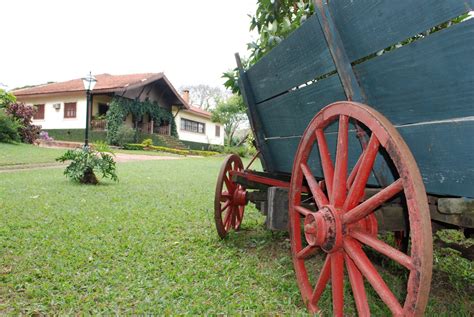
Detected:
left=316, top=129, right=334, bottom=199
left=310, top=254, right=331, bottom=305
left=344, top=238, right=403, bottom=316
left=296, top=245, right=319, bottom=259
left=346, top=149, right=363, bottom=190
left=331, top=115, right=349, bottom=207
left=220, top=201, right=230, bottom=213
left=343, top=179, right=404, bottom=225
left=295, top=206, right=312, bottom=217
left=301, top=163, right=329, bottom=208
left=331, top=251, right=344, bottom=317
left=223, top=174, right=234, bottom=191
left=344, top=134, right=380, bottom=211
left=223, top=209, right=233, bottom=231
left=351, top=230, right=414, bottom=270
left=220, top=191, right=231, bottom=202
left=345, top=253, right=370, bottom=317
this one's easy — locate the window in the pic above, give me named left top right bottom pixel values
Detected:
left=180, top=118, right=205, bottom=134
left=33, top=104, right=45, bottom=120
left=64, top=102, right=77, bottom=118
left=215, top=125, right=220, bottom=137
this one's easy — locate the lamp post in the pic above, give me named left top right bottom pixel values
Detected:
left=81, top=72, right=97, bottom=148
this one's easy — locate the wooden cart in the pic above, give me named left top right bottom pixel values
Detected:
left=214, top=1, right=474, bottom=315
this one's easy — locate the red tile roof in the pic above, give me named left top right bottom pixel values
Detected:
left=12, top=73, right=164, bottom=96
left=186, top=105, right=212, bottom=119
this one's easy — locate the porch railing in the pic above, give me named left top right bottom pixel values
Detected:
left=155, top=125, right=171, bottom=135
left=91, top=119, right=106, bottom=131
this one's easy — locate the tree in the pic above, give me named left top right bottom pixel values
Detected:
left=179, top=84, right=226, bottom=110
left=0, top=89, right=16, bottom=109
left=223, top=0, right=313, bottom=93
left=211, top=95, right=247, bottom=146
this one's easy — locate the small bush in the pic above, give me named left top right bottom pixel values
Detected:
left=208, top=144, right=224, bottom=153
left=122, top=143, right=145, bottom=151
left=116, top=125, right=135, bottom=147
left=0, top=110, right=21, bottom=143
left=56, top=147, right=118, bottom=184
left=141, top=138, right=153, bottom=147
left=93, top=140, right=113, bottom=153
left=224, top=146, right=248, bottom=157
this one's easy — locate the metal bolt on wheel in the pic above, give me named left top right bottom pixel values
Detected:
left=289, top=102, right=432, bottom=316
left=214, top=154, right=247, bottom=239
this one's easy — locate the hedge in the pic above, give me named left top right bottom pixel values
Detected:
left=43, top=129, right=107, bottom=143
left=180, top=140, right=224, bottom=152
left=122, top=143, right=219, bottom=157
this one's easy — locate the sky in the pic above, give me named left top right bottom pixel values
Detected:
left=0, top=0, right=257, bottom=91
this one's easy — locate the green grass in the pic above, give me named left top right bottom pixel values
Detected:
left=0, top=143, right=66, bottom=167
left=0, top=149, right=472, bottom=314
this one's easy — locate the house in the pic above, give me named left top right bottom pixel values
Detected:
left=172, top=90, right=224, bottom=149
left=12, top=73, right=224, bottom=148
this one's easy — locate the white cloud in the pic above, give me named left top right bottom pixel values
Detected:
left=0, top=0, right=257, bottom=90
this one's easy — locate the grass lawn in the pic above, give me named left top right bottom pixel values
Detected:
left=0, top=143, right=66, bottom=167
left=0, top=149, right=472, bottom=314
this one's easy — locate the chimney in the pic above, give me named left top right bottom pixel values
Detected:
left=182, top=90, right=190, bottom=104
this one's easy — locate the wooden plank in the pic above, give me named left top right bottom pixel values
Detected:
left=246, top=14, right=335, bottom=104
left=257, top=74, right=346, bottom=138
left=266, top=120, right=474, bottom=198
left=354, top=19, right=474, bottom=125
left=328, top=0, right=474, bottom=62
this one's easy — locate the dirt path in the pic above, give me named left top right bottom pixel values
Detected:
left=0, top=153, right=182, bottom=172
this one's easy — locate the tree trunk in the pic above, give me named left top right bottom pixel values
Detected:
left=81, top=168, right=98, bottom=185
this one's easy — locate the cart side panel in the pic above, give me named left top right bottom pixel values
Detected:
left=246, top=14, right=335, bottom=104
left=329, top=0, right=474, bottom=62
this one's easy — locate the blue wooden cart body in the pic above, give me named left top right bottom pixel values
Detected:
left=238, top=0, right=474, bottom=198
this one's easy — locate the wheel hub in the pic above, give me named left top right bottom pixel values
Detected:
left=304, top=206, right=343, bottom=252
left=232, top=186, right=247, bottom=206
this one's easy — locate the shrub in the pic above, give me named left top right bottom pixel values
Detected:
left=0, top=110, right=20, bottom=143
left=115, top=125, right=135, bottom=147
left=5, top=102, right=41, bottom=143
left=122, top=143, right=145, bottom=151
left=224, top=146, right=248, bottom=158
left=141, top=138, right=153, bottom=147
left=56, top=147, right=118, bottom=185
left=188, top=149, right=219, bottom=157
left=93, top=140, right=113, bottom=153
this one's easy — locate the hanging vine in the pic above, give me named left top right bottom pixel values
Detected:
left=105, top=96, right=177, bottom=145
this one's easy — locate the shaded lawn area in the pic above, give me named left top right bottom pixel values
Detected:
left=0, top=156, right=472, bottom=314
left=0, top=143, right=66, bottom=167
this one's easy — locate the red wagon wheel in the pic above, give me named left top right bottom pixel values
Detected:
left=214, top=154, right=247, bottom=239
left=289, top=102, right=432, bottom=316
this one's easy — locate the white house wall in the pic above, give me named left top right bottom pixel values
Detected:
left=18, top=92, right=87, bottom=130
left=173, top=107, right=224, bottom=146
